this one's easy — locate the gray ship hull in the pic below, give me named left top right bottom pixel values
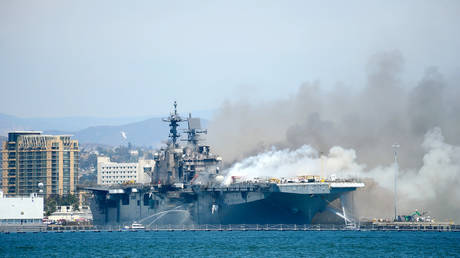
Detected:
left=197, top=192, right=331, bottom=224
left=86, top=183, right=361, bottom=226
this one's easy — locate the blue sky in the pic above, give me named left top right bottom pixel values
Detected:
left=1, top=0, right=459, bottom=117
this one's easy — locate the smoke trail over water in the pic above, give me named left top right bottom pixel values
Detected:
left=209, top=51, right=460, bottom=221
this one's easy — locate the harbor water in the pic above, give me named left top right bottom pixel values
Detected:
left=1, top=231, right=460, bottom=257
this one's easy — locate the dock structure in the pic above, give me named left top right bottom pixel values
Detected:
left=138, top=223, right=460, bottom=232
left=2, top=223, right=459, bottom=233
left=369, top=221, right=456, bottom=231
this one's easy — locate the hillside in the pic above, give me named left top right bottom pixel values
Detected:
left=72, top=117, right=169, bottom=146
left=42, top=118, right=168, bottom=146
left=1, top=113, right=209, bottom=147
left=0, top=113, right=149, bottom=136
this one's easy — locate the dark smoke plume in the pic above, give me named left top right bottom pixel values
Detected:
left=207, top=50, right=460, bottom=221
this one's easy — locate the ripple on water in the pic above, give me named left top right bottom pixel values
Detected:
left=0, top=231, right=460, bottom=257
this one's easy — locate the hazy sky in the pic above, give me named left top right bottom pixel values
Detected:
left=1, top=0, right=459, bottom=117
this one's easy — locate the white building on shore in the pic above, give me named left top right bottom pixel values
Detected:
left=97, top=157, right=154, bottom=185
left=0, top=191, right=43, bottom=225
left=47, top=205, right=93, bottom=223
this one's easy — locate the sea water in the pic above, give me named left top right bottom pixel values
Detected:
left=1, top=231, right=459, bottom=257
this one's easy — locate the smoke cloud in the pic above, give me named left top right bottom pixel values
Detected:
left=222, top=145, right=363, bottom=185
left=208, top=51, right=460, bottom=221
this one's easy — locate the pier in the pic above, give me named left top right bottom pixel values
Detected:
left=2, top=223, right=460, bottom=233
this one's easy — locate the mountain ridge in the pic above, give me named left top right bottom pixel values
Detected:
left=0, top=113, right=208, bottom=147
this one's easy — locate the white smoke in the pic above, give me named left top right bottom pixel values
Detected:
left=223, top=145, right=319, bottom=185
left=222, top=127, right=460, bottom=222
left=210, top=52, right=460, bottom=221
left=209, top=51, right=460, bottom=172
left=222, top=145, right=364, bottom=185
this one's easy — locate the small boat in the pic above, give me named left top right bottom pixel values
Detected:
left=124, top=223, right=145, bottom=230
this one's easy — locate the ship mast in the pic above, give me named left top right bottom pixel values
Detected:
left=162, top=101, right=186, bottom=147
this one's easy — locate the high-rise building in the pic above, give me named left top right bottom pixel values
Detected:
left=1, top=131, right=79, bottom=197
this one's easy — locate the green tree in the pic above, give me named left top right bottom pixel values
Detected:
left=44, top=194, right=80, bottom=216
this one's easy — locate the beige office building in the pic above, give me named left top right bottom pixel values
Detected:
left=1, top=131, right=79, bottom=197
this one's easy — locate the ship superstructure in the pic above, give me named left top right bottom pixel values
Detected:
left=85, top=102, right=364, bottom=226
left=152, top=101, right=221, bottom=186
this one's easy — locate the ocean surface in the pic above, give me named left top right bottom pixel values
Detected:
left=1, top=231, right=459, bottom=257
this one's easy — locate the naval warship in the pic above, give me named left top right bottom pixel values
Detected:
left=86, top=102, right=364, bottom=226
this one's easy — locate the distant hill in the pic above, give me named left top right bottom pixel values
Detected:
left=1, top=113, right=209, bottom=147
left=73, top=117, right=170, bottom=147
left=0, top=113, right=165, bottom=146
left=43, top=118, right=168, bottom=147
left=65, top=117, right=206, bottom=147
left=0, top=113, right=150, bottom=136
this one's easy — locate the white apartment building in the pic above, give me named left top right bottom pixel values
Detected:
left=97, top=156, right=154, bottom=185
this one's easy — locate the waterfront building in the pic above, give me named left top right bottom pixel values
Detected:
left=47, top=205, right=93, bottom=223
left=1, top=131, right=79, bottom=197
left=97, top=156, right=153, bottom=185
left=0, top=190, right=43, bottom=224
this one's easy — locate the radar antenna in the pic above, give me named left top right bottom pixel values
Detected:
left=183, top=113, right=207, bottom=146
left=162, top=101, right=187, bottom=146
